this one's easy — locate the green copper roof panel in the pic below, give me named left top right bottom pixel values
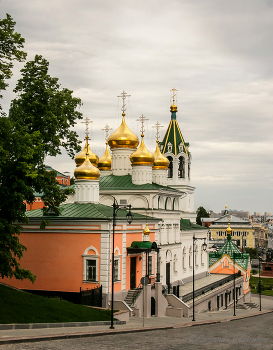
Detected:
left=99, top=175, right=179, bottom=192
left=26, top=202, right=152, bottom=221
left=160, top=118, right=189, bottom=156
left=180, top=219, right=205, bottom=231
left=209, top=235, right=250, bottom=270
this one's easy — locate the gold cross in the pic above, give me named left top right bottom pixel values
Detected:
left=137, top=114, right=149, bottom=137
left=152, top=122, right=164, bottom=141
left=101, top=124, right=112, bottom=141
left=117, top=90, right=131, bottom=116
left=170, top=87, right=178, bottom=104
left=81, top=117, right=93, bottom=140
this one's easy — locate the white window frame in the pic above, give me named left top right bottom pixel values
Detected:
left=82, top=246, right=99, bottom=283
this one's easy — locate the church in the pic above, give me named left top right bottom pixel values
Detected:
left=6, top=90, right=210, bottom=316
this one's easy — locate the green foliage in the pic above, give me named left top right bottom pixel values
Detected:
left=245, top=247, right=258, bottom=259
left=0, top=284, right=113, bottom=324
left=0, top=14, right=27, bottom=103
left=251, top=269, right=258, bottom=275
left=0, top=22, right=82, bottom=282
left=196, top=206, right=210, bottom=226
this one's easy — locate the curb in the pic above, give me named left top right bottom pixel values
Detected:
left=0, top=320, right=126, bottom=331
left=0, top=310, right=273, bottom=345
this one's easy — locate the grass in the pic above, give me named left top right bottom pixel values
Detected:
left=250, top=276, right=273, bottom=297
left=0, top=284, right=113, bottom=324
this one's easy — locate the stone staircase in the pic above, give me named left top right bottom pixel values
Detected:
left=236, top=302, right=259, bottom=310
left=124, top=288, right=142, bottom=308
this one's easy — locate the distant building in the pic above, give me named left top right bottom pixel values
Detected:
left=25, top=166, right=70, bottom=210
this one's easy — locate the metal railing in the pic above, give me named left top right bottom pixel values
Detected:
left=182, top=272, right=242, bottom=303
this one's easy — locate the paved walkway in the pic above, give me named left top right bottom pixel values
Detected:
left=0, top=295, right=272, bottom=345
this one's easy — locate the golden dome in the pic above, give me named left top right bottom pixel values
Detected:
left=130, top=137, right=154, bottom=166
left=75, top=139, right=99, bottom=167
left=143, top=223, right=150, bottom=235
left=226, top=222, right=232, bottom=235
left=153, top=141, right=170, bottom=169
left=170, top=102, right=178, bottom=112
left=108, top=116, right=139, bottom=149
left=98, top=143, right=112, bottom=170
left=74, top=154, right=100, bottom=180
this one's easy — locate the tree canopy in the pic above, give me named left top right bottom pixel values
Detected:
left=0, top=14, right=26, bottom=105
left=196, top=206, right=210, bottom=226
left=0, top=15, right=83, bottom=281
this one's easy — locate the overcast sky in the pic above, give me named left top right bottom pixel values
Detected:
left=1, top=0, right=273, bottom=215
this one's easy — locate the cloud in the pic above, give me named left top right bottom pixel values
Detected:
left=2, top=0, right=273, bottom=213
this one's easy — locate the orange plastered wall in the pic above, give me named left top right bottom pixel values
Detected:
left=113, top=232, right=123, bottom=292
left=4, top=232, right=101, bottom=293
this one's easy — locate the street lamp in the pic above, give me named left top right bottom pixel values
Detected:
left=258, top=256, right=262, bottom=311
left=110, top=197, right=133, bottom=329
left=192, top=235, right=207, bottom=322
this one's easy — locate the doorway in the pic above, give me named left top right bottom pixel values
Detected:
left=130, top=257, right=136, bottom=289
left=166, top=262, right=170, bottom=287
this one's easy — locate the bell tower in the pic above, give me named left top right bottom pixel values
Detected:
left=160, top=88, right=195, bottom=216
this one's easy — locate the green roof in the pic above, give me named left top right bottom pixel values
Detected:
left=209, top=235, right=249, bottom=270
left=180, top=219, right=205, bottom=231
left=99, top=174, right=180, bottom=192
left=26, top=202, right=154, bottom=221
left=160, top=112, right=189, bottom=156
left=45, top=165, right=69, bottom=178
left=130, top=241, right=154, bottom=249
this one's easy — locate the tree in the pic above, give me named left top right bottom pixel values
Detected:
left=0, top=14, right=27, bottom=106
left=196, top=206, right=210, bottom=226
left=0, top=54, right=83, bottom=281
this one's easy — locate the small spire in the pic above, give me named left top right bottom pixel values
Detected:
left=137, top=114, right=149, bottom=138
left=117, top=90, right=131, bottom=117
left=170, top=87, right=178, bottom=115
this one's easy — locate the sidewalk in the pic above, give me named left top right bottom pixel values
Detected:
left=0, top=295, right=272, bottom=345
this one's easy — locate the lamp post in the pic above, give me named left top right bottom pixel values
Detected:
left=192, top=235, right=207, bottom=322
left=110, top=197, right=133, bottom=329
left=258, top=256, right=262, bottom=311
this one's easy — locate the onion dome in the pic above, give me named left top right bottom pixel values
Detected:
left=75, top=138, right=99, bottom=167
left=143, top=223, right=150, bottom=235
left=153, top=140, right=170, bottom=169
left=170, top=102, right=177, bottom=112
left=108, top=116, right=139, bottom=149
left=226, top=222, right=232, bottom=236
left=98, top=143, right=112, bottom=170
left=74, top=154, right=100, bottom=180
left=130, top=136, right=154, bottom=166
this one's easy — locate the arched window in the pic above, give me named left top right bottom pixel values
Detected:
left=167, top=156, right=173, bottom=178
left=188, top=162, right=190, bottom=179
left=178, top=157, right=185, bottom=178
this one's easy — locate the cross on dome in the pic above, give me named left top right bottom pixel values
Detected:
left=152, top=122, right=164, bottom=141
left=137, top=114, right=149, bottom=137
left=170, top=87, right=178, bottom=104
left=81, top=117, right=93, bottom=142
left=117, top=90, right=131, bottom=117
left=101, top=124, right=112, bottom=141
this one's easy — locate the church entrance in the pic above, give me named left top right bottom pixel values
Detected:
left=130, top=257, right=137, bottom=289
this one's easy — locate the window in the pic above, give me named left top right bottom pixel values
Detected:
left=82, top=246, right=99, bottom=283
left=178, top=157, right=185, bottom=178
left=114, top=259, right=119, bottom=281
left=167, top=157, right=173, bottom=178
left=188, top=162, right=190, bottom=179
left=179, top=143, right=184, bottom=153
left=86, top=260, right=96, bottom=281
left=167, top=142, right=172, bottom=153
